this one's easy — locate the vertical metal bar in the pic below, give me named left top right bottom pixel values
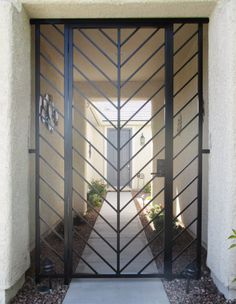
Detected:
left=35, top=24, right=41, bottom=284
left=164, top=24, right=174, bottom=280
left=117, top=28, right=121, bottom=276
left=197, top=23, right=203, bottom=278
left=64, top=24, right=73, bottom=284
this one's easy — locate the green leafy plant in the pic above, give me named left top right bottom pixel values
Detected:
left=148, top=203, right=179, bottom=233
left=143, top=183, right=151, bottom=194
left=87, top=179, right=107, bottom=207
left=88, top=193, right=102, bottom=207
left=228, top=229, right=236, bottom=282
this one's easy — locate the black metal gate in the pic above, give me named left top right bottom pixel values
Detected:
left=32, top=18, right=207, bottom=284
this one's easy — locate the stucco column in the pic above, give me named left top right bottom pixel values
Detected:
left=207, top=0, right=236, bottom=299
left=0, top=1, right=30, bottom=302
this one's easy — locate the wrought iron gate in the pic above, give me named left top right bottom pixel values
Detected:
left=33, top=18, right=207, bottom=284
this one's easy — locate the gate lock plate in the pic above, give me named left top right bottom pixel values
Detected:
left=156, top=159, right=165, bottom=177
left=151, top=159, right=165, bottom=177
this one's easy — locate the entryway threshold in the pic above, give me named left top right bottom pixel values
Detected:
left=62, top=278, right=170, bottom=304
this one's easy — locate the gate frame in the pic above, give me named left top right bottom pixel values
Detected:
left=32, top=18, right=208, bottom=284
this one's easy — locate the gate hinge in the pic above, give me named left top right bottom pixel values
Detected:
left=29, top=148, right=36, bottom=154
left=202, top=149, right=210, bottom=154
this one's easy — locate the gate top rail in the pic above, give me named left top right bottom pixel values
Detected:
left=30, top=18, right=209, bottom=26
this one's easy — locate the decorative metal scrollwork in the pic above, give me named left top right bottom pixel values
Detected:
left=39, top=94, right=59, bottom=132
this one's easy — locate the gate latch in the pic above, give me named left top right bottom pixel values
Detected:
left=151, top=159, right=165, bottom=177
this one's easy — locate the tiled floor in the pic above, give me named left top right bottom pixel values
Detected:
left=76, top=191, right=157, bottom=274
left=63, top=192, right=169, bottom=304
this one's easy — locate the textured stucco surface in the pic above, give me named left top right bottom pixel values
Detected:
left=207, top=0, right=236, bottom=299
left=0, top=1, right=31, bottom=302
left=21, top=0, right=217, bottom=18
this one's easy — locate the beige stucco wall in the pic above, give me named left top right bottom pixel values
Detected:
left=1, top=0, right=236, bottom=302
left=207, top=0, right=236, bottom=299
left=22, top=0, right=217, bottom=18
left=0, top=1, right=30, bottom=302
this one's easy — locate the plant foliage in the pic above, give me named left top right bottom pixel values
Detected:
left=143, top=183, right=151, bottom=194
left=88, top=179, right=107, bottom=207
left=228, top=229, right=236, bottom=283
left=148, top=203, right=179, bottom=233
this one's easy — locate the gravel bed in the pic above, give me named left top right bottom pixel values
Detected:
left=134, top=193, right=236, bottom=304
left=11, top=205, right=101, bottom=304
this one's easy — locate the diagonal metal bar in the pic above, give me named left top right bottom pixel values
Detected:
left=40, top=73, right=64, bottom=98
left=40, top=31, right=64, bottom=57
left=174, top=23, right=185, bottom=35
left=120, top=125, right=165, bottom=170
left=121, top=229, right=164, bottom=273
left=121, top=91, right=165, bottom=132
left=39, top=134, right=64, bottom=160
left=120, top=145, right=165, bottom=191
left=73, top=86, right=117, bottom=129
left=121, top=28, right=140, bottom=46
left=40, top=155, right=64, bottom=181
left=39, top=196, right=63, bottom=220
left=174, top=72, right=198, bottom=97
left=72, top=166, right=117, bottom=212
left=173, top=113, right=199, bottom=139
left=174, top=29, right=198, bottom=56
left=40, top=176, right=64, bottom=201
left=121, top=28, right=160, bottom=67
left=173, top=154, right=199, bottom=180
left=172, top=217, right=197, bottom=243
left=120, top=176, right=156, bottom=212
left=40, top=216, right=64, bottom=242
left=172, top=239, right=197, bottom=263
left=72, top=248, right=98, bottom=274
left=121, top=24, right=187, bottom=100
left=72, top=103, right=117, bottom=149
left=52, top=24, right=64, bottom=36
left=120, top=187, right=165, bottom=230
left=40, top=52, right=64, bottom=77
left=41, top=238, right=64, bottom=262
left=73, top=63, right=117, bottom=110
left=73, top=42, right=117, bottom=88
left=73, top=187, right=116, bottom=232
left=173, top=197, right=198, bottom=222
left=173, top=176, right=198, bottom=202
left=72, top=126, right=117, bottom=171
left=72, top=146, right=117, bottom=191
left=121, top=42, right=165, bottom=88
left=73, top=228, right=116, bottom=272
left=78, top=29, right=117, bottom=67
left=99, top=28, right=117, bottom=47
left=174, top=51, right=198, bottom=77
left=121, top=85, right=165, bottom=130
left=121, top=207, right=165, bottom=252
left=72, top=207, right=117, bottom=253
left=39, top=113, right=64, bottom=139
left=121, top=64, right=165, bottom=107
left=138, top=247, right=165, bottom=275
left=174, top=93, right=198, bottom=118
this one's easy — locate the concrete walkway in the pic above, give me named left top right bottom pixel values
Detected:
left=63, top=192, right=169, bottom=304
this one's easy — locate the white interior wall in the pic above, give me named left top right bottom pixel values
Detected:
left=85, top=103, right=105, bottom=185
